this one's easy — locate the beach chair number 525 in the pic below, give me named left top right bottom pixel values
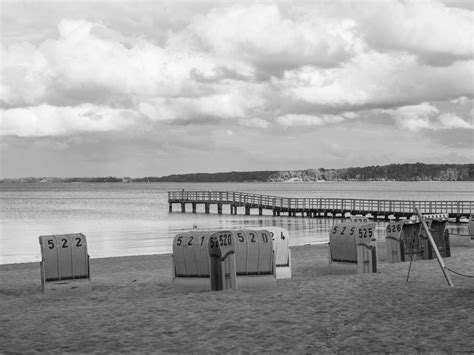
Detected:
left=358, top=228, right=373, bottom=238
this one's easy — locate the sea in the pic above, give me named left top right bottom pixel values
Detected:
left=1, top=181, right=473, bottom=265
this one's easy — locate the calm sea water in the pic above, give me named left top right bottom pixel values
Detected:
left=1, top=181, right=473, bottom=264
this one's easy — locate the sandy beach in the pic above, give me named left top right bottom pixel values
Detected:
left=1, top=241, right=473, bottom=353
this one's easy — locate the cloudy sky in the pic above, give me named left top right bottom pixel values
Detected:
left=1, top=0, right=473, bottom=178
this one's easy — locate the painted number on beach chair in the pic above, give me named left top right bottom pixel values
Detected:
left=386, top=224, right=402, bottom=233
left=209, top=234, right=232, bottom=248
left=249, top=232, right=257, bottom=243
left=270, top=231, right=287, bottom=241
left=358, top=228, right=373, bottom=239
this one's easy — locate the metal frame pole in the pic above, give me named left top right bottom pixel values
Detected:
left=415, top=207, right=454, bottom=287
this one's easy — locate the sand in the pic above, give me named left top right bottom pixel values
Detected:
left=1, top=241, right=473, bottom=353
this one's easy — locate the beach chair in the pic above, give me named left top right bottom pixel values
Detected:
left=235, top=229, right=277, bottom=288
left=385, top=220, right=423, bottom=262
left=419, top=218, right=450, bottom=259
left=39, top=233, right=91, bottom=294
left=255, top=227, right=291, bottom=279
left=172, top=230, right=237, bottom=292
left=328, top=222, right=377, bottom=274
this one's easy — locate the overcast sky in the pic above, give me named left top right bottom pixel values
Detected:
left=1, top=0, right=473, bottom=178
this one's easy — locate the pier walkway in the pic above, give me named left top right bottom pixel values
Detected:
left=168, top=190, right=473, bottom=222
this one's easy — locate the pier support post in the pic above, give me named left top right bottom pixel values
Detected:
left=192, top=203, right=196, bottom=213
left=181, top=203, right=185, bottom=213
left=205, top=203, right=210, bottom=214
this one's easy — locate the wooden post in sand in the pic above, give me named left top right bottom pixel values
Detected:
left=415, top=207, right=454, bottom=287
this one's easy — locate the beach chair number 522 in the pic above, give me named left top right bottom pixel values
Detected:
left=47, top=237, right=83, bottom=249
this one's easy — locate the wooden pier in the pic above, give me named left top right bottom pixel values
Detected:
left=168, top=191, right=473, bottom=222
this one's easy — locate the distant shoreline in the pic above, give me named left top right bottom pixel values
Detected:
left=1, top=179, right=473, bottom=183
left=1, top=163, right=473, bottom=183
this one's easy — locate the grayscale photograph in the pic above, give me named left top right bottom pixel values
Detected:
left=1, top=0, right=473, bottom=353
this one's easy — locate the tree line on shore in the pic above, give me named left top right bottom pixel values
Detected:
left=2, top=163, right=473, bottom=183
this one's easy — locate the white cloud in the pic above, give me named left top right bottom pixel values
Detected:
left=238, top=118, right=269, bottom=129
left=1, top=42, right=52, bottom=106
left=359, top=0, right=474, bottom=61
left=383, top=103, right=439, bottom=131
left=438, top=113, right=471, bottom=129
left=2, top=19, right=218, bottom=106
left=383, top=103, right=473, bottom=131
left=276, top=114, right=345, bottom=127
left=278, top=51, right=473, bottom=108
left=182, top=4, right=358, bottom=70
left=138, top=90, right=263, bottom=122
left=450, top=96, right=470, bottom=105
left=0, top=104, right=136, bottom=137
left=342, top=112, right=359, bottom=119
left=1, top=2, right=473, bottom=140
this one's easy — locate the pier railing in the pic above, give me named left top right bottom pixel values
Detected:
left=168, top=190, right=474, bottom=219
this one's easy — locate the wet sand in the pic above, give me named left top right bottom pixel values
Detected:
left=1, top=242, right=473, bottom=353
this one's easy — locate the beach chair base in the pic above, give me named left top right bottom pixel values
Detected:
left=449, top=235, right=471, bottom=247
left=275, top=266, right=292, bottom=279
left=236, top=275, right=277, bottom=289
left=42, top=278, right=91, bottom=295
left=173, top=277, right=211, bottom=292
left=328, top=260, right=358, bottom=274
